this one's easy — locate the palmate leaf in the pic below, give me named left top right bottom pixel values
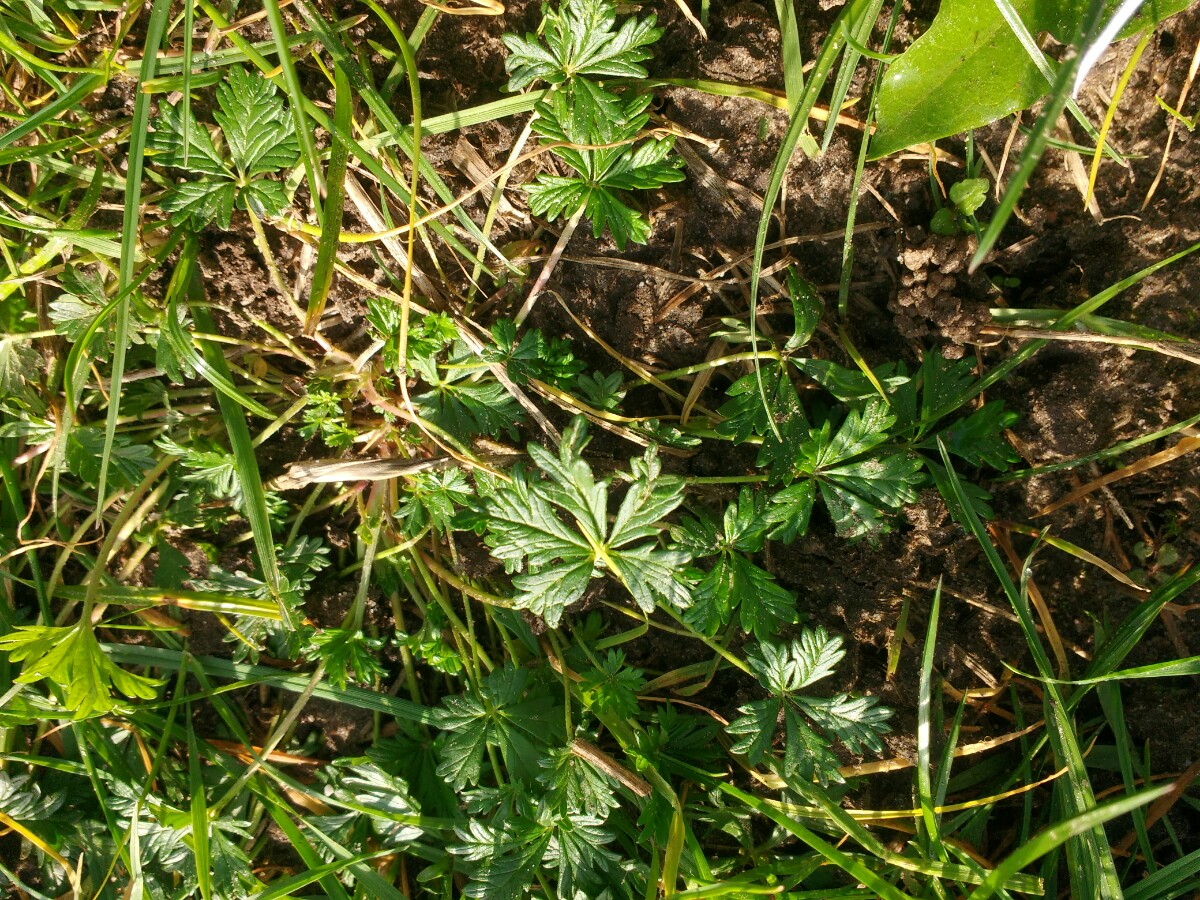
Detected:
left=0, top=623, right=161, bottom=719
left=213, top=66, right=299, bottom=177
left=327, top=762, right=423, bottom=847
left=674, top=490, right=797, bottom=638
left=527, top=88, right=683, bottom=249
left=49, top=267, right=108, bottom=342
left=502, top=0, right=661, bottom=90
left=413, top=376, right=524, bottom=441
left=160, top=179, right=237, bottom=230
left=930, top=400, right=1020, bottom=470
left=435, top=665, right=559, bottom=791
left=727, top=630, right=891, bottom=786
left=145, top=99, right=229, bottom=177
left=538, top=746, right=620, bottom=818
left=0, top=336, right=41, bottom=400
left=478, top=418, right=690, bottom=627
left=766, top=399, right=923, bottom=541
left=452, top=818, right=551, bottom=900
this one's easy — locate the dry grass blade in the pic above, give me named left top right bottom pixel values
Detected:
left=1037, top=436, right=1200, bottom=517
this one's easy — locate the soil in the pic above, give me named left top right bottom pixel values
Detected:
left=126, top=0, right=1200, bottom=865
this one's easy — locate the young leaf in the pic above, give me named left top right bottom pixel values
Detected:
left=307, top=627, right=388, bottom=689
left=477, top=417, right=690, bottom=627
left=527, top=89, right=684, bottom=249
left=0, top=623, right=161, bottom=719
left=727, top=630, right=892, bottom=786
left=767, top=399, right=922, bottom=540
left=579, top=650, right=644, bottom=719
left=673, top=490, right=797, bottom=638
left=502, top=0, right=662, bottom=91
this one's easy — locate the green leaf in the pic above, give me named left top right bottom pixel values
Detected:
left=49, top=267, right=109, bottom=343
left=160, top=179, right=238, bottom=230
left=213, top=66, right=299, bottom=177
left=674, top=490, right=797, bottom=638
left=870, top=0, right=1189, bottom=157
left=538, top=746, right=620, bottom=818
left=526, top=89, right=683, bottom=249
left=486, top=320, right=585, bottom=388
left=308, top=628, right=388, bottom=689
left=0, top=337, right=41, bottom=400
left=239, top=177, right=291, bottom=219
left=502, top=0, right=661, bottom=91
left=930, top=400, right=1020, bottom=470
left=784, top=268, right=823, bottom=351
left=451, top=818, right=551, bottom=900
left=717, top=362, right=805, bottom=445
left=436, top=665, right=558, bottom=790
left=950, top=177, right=989, bottom=216
left=478, top=417, right=690, bottom=627
left=790, top=357, right=910, bottom=405
left=767, top=400, right=922, bottom=540
left=146, top=99, right=230, bottom=177
left=727, top=630, right=891, bottom=786
left=579, top=650, right=644, bottom=719
left=66, top=426, right=155, bottom=489
left=0, top=623, right=161, bottom=719
left=413, top=375, right=524, bottom=442
left=326, top=762, right=423, bottom=847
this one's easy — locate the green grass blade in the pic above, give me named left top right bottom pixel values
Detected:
left=820, top=0, right=885, bottom=154
left=932, top=441, right=1122, bottom=899
left=969, top=0, right=1107, bottom=272
left=750, top=0, right=874, bottom=438
left=260, top=0, right=323, bottom=213
left=304, top=62, right=351, bottom=334
left=98, top=0, right=173, bottom=512
left=917, top=580, right=944, bottom=852
left=1098, top=684, right=1157, bottom=874
left=103, top=644, right=441, bottom=724
left=187, top=701, right=214, bottom=900
left=1083, top=565, right=1200, bottom=684
left=261, top=801, right=354, bottom=900
left=771, top=0, right=805, bottom=113
left=0, top=73, right=104, bottom=151
left=184, top=267, right=285, bottom=620
left=968, top=786, right=1171, bottom=900
left=1125, top=847, right=1200, bottom=900
left=720, top=782, right=917, bottom=899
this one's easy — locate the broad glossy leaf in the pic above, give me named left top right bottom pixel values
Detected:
left=871, top=0, right=1193, bottom=158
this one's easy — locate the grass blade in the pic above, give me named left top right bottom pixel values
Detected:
left=97, top=0, right=173, bottom=511
left=103, top=644, right=441, bottom=724
left=969, top=0, right=1107, bottom=272
left=304, top=62, right=352, bottom=334
left=932, top=441, right=1122, bottom=899
left=968, top=786, right=1171, bottom=900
